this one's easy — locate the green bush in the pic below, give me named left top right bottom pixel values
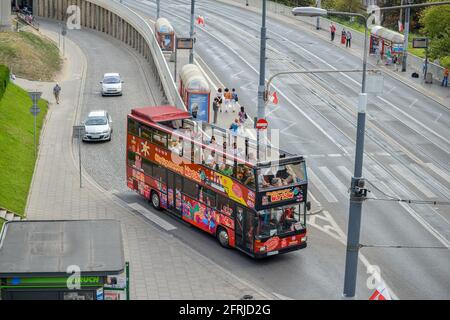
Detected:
left=440, top=56, right=450, bottom=68
left=0, top=65, right=9, bottom=100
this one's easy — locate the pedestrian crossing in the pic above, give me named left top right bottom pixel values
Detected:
left=308, top=162, right=450, bottom=204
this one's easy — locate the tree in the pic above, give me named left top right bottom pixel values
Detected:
left=333, top=0, right=363, bottom=13
left=420, top=4, right=450, bottom=62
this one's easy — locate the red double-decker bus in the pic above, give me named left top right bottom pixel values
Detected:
left=126, top=106, right=309, bottom=258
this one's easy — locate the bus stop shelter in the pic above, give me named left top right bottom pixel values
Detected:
left=370, top=26, right=404, bottom=61
left=0, top=220, right=128, bottom=300
left=179, top=64, right=211, bottom=122
left=155, top=18, right=175, bottom=52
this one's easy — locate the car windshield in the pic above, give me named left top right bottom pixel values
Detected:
left=256, top=204, right=304, bottom=238
left=85, top=116, right=107, bottom=126
left=103, top=76, right=121, bottom=84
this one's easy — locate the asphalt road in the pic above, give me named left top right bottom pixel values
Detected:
left=65, top=0, right=449, bottom=299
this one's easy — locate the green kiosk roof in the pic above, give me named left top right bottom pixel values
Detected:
left=0, top=220, right=125, bottom=277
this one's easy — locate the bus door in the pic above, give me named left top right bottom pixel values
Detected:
left=167, top=171, right=182, bottom=217
left=235, top=206, right=255, bottom=252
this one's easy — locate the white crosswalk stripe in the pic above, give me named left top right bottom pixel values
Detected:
left=308, top=169, right=338, bottom=203
left=389, top=164, right=437, bottom=198
left=318, top=166, right=349, bottom=197
left=425, top=163, right=450, bottom=185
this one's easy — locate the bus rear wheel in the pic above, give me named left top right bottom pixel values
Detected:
left=150, top=191, right=161, bottom=210
left=217, top=227, right=230, bottom=248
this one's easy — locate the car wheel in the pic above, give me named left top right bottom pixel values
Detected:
left=217, top=227, right=230, bottom=248
left=151, top=191, right=161, bottom=210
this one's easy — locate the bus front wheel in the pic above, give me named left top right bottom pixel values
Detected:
left=151, top=191, right=161, bottom=210
left=217, top=227, right=230, bottom=248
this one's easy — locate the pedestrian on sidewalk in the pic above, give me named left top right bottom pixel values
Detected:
left=224, top=88, right=232, bottom=112
left=215, top=87, right=223, bottom=112
left=375, top=46, right=381, bottom=65
left=231, top=88, right=239, bottom=112
left=330, top=23, right=336, bottom=41
left=345, top=30, right=352, bottom=48
left=442, top=67, right=449, bottom=87
left=341, top=28, right=346, bottom=45
left=229, top=118, right=239, bottom=137
left=238, top=106, right=248, bottom=127
left=212, top=97, right=220, bottom=124
left=53, top=83, right=61, bottom=104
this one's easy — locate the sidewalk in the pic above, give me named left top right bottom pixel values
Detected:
left=22, top=20, right=274, bottom=300
left=217, top=0, right=449, bottom=108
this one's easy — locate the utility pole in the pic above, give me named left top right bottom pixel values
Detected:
left=401, top=0, right=411, bottom=72
left=189, top=0, right=195, bottom=64
left=316, top=0, right=321, bottom=30
left=156, top=0, right=160, bottom=19
left=256, top=0, right=267, bottom=162
left=343, top=13, right=369, bottom=299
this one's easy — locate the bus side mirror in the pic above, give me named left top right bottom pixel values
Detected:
left=306, top=201, right=311, bottom=211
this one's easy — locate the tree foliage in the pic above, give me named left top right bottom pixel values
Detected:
left=420, top=4, right=450, bottom=62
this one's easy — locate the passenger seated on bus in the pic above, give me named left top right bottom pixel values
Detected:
left=242, top=167, right=255, bottom=187
left=204, top=150, right=217, bottom=169
left=168, top=138, right=182, bottom=154
left=277, top=164, right=295, bottom=185
left=219, top=163, right=233, bottom=176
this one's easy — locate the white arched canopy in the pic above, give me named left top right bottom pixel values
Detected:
left=180, top=64, right=210, bottom=92
left=370, top=26, right=404, bottom=44
left=155, top=18, right=174, bottom=34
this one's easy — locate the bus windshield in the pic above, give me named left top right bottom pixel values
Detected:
left=258, top=161, right=306, bottom=190
left=256, top=204, right=305, bottom=238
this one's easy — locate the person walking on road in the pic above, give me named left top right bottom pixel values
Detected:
left=442, top=67, right=449, bottom=87
left=231, top=88, right=239, bottom=112
left=215, top=88, right=223, bottom=112
left=238, top=106, right=247, bottom=127
left=212, top=97, right=220, bottom=124
left=341, top=28, right=346, bottom=45
left=346, top=30, right=352, bottom=48
left=53, top=83, right=61, bottom=104
left=224, top=88, right=232, bottom=112
left=330, top=23, right=336, bottom=41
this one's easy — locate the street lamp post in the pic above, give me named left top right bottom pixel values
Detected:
left=156, top=0, right=160, bottom=19
left=256, top=0, right=267, bottom=162
left=189, top=0, right=196, bottom=64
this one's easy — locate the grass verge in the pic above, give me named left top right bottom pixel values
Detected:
left=0, top=83, right=48, bottom=215
left=0, top=30, right=61, bottom=81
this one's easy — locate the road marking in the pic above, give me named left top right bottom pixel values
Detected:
left=128, top=202, right=177, bottom=231
left=425, top=163, right=450, bottom=184
left=318, top=166, right=348, bottom=197
left=328, top=153, right=342, bottom=157
left=389, top=164, right=437, bottom=198
left=308, top=169, right=338, bottom=203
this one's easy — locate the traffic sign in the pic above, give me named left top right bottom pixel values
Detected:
left=72, top=125, right=85, bottom=139
left=29, top=106, right=41, bottom=116
left=256, top=118, right=268, bottom=130
left=28, top=91, right=42, bottom=104
left=176, top=37, right=194, bottom=50
left=412, top=37, right=428, bottom=49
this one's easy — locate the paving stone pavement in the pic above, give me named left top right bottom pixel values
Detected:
left=23, top=20, right=274, bottom=300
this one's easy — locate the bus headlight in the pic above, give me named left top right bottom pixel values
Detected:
left=301, top=236, right=307, bottom=242
left=259, top=246, right=267, bottom=252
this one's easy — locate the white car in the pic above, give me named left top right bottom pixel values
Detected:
left=82, top=110, right=113, bottom=142
left=100, top=73, right=123, bottom=96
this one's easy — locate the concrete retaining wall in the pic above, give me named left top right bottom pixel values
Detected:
left=33, top=0, right=185, bottom=109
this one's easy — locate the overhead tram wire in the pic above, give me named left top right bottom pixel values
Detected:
left=365, top=179, right=450, bottom=206
left=359, top=244, right=450, bottom=250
